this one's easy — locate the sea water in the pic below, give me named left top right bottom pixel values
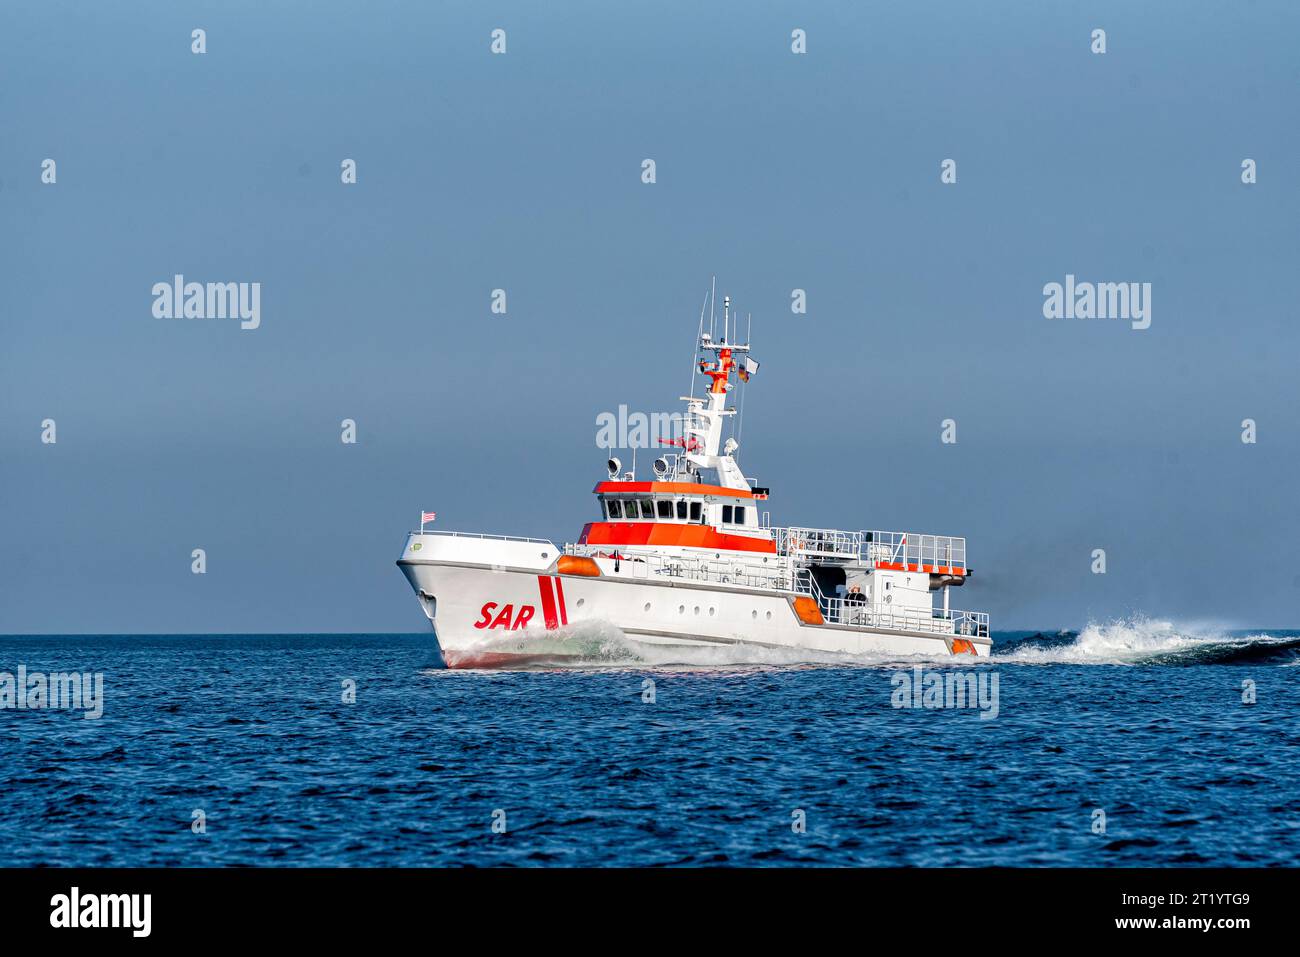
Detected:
left=1, top=621, right=1297, bottom=866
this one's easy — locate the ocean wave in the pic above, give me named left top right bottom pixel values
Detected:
left=993, top=617, right=1300, bottom=666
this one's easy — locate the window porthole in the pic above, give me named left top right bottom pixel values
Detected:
left=643, top=603, right=651, bottom=612
left=751, top=610, right=758, bottom=619
left=693, top=606, right=700, bottom=615
left=765, top=611, right=772, bottom=620
left=576, top=598, right=585, bottom=608
left=678, top=605, right=685, bottom=614
left=708, top=607, right=715, bottom=616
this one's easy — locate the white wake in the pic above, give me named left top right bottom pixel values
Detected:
left=993, top=615, right=1284, bottom=665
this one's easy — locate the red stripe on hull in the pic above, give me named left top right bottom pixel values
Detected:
left=537, top=575, right=559, bottom=629
left=554, top=577, right=568, bottom=625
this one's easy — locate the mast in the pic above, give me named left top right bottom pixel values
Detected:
left=682, top=289, right=757, bottom=491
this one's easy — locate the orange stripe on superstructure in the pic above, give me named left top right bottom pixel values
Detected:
left=578, top=522, right=777, bottom=554
left=875, top=560, right=965, bottom=576
left=593, top=481, right=754, bottom=500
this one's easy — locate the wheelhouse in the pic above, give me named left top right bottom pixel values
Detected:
left=599, top=493, right=757, bottom=527
left=594, top=479, right=762, bottom=531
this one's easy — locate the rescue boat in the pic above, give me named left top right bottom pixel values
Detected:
left=397, top=292, right=991, bottom=667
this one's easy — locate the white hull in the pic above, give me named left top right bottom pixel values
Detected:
left=398, top=533, right=990, bottom=668
left=397, top=291, right=992, bottom=669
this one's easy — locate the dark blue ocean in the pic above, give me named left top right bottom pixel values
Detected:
left=2, top=624, right=1298, bottom=867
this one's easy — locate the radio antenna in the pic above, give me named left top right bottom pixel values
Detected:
left=690, top=288, right=707, bottom=400
left=709, top=275, right=716, bottom=340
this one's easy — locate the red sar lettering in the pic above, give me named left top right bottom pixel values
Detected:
left=474, top=602, right=536, bottom=630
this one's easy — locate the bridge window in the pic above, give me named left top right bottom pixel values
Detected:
left=640, top=499, right=656, bottom=520
left=675, top=500, right=687, bottom=520
left=606, top=499, right=622, bottom=519
left=722, top=505, right=733, bottom=523
left=734, top=505, right=746, bottom=525
left=689, top=501, right=701, bottom=521
left=656, top=499, right=672, bottom=519
left=623, top=500, right=640, bottom=520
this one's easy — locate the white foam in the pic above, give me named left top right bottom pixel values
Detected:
left=994, top=615, right=1280, bottom=665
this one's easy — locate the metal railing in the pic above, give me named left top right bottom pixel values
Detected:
left=837, top=602, right=989, bottom=638
left=564, top=543, right=791, bottom=591
left=794, top=568, right=988, bottom=638
left=412, top=529, right=554, bottom=545
left=773, top=526, right=860, bottom=558
left=771, top=526, right=966, bottom=572
left=862, top=530, right=966, bottom=572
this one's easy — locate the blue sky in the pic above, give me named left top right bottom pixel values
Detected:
left=2, top=1, right=1297, bottom=632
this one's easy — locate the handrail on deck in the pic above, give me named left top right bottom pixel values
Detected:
left=772, top=526, right=968, bottom=572
left=410, top=529, right=554, bottom=545
left=793, top=568, right=989, bottom=637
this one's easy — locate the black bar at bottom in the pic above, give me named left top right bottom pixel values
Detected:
left=0, top=867, right=1288, bottom=942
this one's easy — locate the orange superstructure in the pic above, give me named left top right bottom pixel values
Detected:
left=578, top=522, right=778, bottom=553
